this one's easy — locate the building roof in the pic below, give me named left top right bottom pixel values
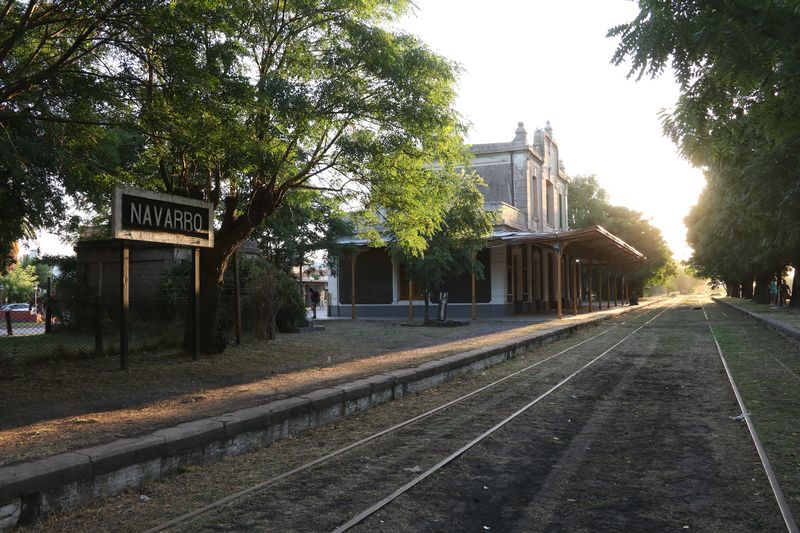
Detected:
left=338, top=226, right=644, bottom=265
left=489, top=225, right=646, bottom=265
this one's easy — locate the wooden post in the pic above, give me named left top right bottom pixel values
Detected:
left=614, top=272, right=618, bottom=306
left=408, top=279, right=413, bottom=321
left=351, top=252, right=356, bottom=320
left=120, top=240, right=129, bottom=370
left=471, top=270, right=477, bottom=321
left=624, top=276, right=629, bottom=305
left=600, top=266, right=605, bottom=310
left=556, top=247, right=563, bottom=319
left=44, top=276, right=52, bottom=333
left=588, top=261, right=593, bottom=312
left=192, top=247, right=200, bottom=360
left=233, top=251, right=242, bottom=346
left=607, top=268, right=612, bottom=309
left=571, top=257, right=578, bottom=315
left=598, top=264, right=603, bottom=310
left=95, top=263, right=103, bottom=357
left=4, top=311, right=11, bottom=336
left=596, top=263, right=601, bottom=310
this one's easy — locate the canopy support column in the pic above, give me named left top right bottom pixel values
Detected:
left=571, top=256, right=578, bottom=316
left=351, top=252, right=357, bottom=320
left=556, top=246, right=563, bottom=319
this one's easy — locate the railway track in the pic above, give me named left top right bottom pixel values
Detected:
left=701, top=300, right=799, bottom=533
left=144, top=303, right=667, bottom=532
left=45, top=297, right=794, bottom=532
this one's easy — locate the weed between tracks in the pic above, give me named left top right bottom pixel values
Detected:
left=710, top=307, right=800, bottom=517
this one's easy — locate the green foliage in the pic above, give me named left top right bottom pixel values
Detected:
left=568, top=175, right=675, bottom=291
left=157, top=256, right=307, bottom=336
left=0, top=2, right=151, bottom=271
left=253, top=189, right=354, bottom=273
left=121, top=0, right=468, bottom=259
left=2, top=0, right=469, bottom=348
left=395, top=172, right=495, bottom=318
left=568, top=175, right=610, bottom=228
left=19, top=257, right=53, bottom=287
left=0, top=264, right=38, bottom=302
left=238, top=258, right=307, bottom=334
left=610, top=0, right=800, bottom=299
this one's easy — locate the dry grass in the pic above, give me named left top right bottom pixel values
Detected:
left=0, top=317, right=569, bottom=466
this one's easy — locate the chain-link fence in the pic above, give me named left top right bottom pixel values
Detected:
left=0, top=243, right=297, bottom=367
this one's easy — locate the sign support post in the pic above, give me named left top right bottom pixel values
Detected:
left=192, top=247, right=200, bottom=360
left=234, top=251, right=242, bottom=346
left=120, top=240, right=129, bottom=370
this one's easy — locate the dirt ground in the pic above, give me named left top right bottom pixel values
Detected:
left=1, top=315, right=581, bottom=466
left=25, top=299, right=794, bottom=532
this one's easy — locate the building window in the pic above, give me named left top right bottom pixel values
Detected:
left=546, top=181, right=554, bottom=226
left=558, top=192, right=565, bottom=229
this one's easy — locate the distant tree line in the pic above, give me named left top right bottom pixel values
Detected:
left=568, top=175, right=675, bottom=296
left=610, top=0, right=800, bottom=305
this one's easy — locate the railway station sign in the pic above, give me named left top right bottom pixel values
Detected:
left=112, top=185, right=214, bottom=248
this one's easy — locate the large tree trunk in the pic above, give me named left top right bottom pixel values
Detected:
left=740, top=276, right=753, bottom=299
left=194, top=245, right=231, bottom=353
left=753, top=271, right=770, bottom=304
left=726, top=280, right=740, bottom=298
left=193, top=203, right=274, bottom=352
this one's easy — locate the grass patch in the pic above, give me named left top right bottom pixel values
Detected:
left=712, top=323, right=800, bottom=515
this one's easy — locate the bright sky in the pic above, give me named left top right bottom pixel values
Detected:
left=24, top=1, right=704, bottom=261
left=397, top=0, right=706, bottom=261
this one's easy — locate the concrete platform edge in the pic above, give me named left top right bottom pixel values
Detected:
left=0, top=302, right=652, bottom=529
left=712, top=297, right=800, bottom=342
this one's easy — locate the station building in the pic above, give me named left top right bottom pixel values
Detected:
left=327, top=123, right=645, bottom=319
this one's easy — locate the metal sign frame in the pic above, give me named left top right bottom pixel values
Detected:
left=112, top=185, right=214, bottom=248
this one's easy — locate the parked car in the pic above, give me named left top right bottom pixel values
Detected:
left=2, top=303, right=30, bottom=311
left=2, top=303, right=38, bottom=323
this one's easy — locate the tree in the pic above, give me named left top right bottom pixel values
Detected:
left=252, top=189, right=353, bottom=275
left=0, top=1, right=151, bottom=273
left=20, top=256, right=52, bottom=288
left=609, top=0, right=800, bottom=305
left=397, top=172, right=495, bottom=322
left=568, top=175, right=675, bottom=295
left=0, top=263, right=37, bottom=303
left=568, top=174, right=609, bottom=229
left=115, top=0, right=468, bottom=351
left=3, top=1, right=469, bottom=351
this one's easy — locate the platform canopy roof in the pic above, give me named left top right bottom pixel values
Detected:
left=490, top=225, right=646, bottom=265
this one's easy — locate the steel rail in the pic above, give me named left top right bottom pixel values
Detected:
left=332, top=301, right=674, bottom=532
left=143, top=303, right=663, bottom=533
left=702, top=301, right=799, bottom=533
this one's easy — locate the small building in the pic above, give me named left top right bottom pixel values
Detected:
left=327, top=123, right=645, bottom=319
